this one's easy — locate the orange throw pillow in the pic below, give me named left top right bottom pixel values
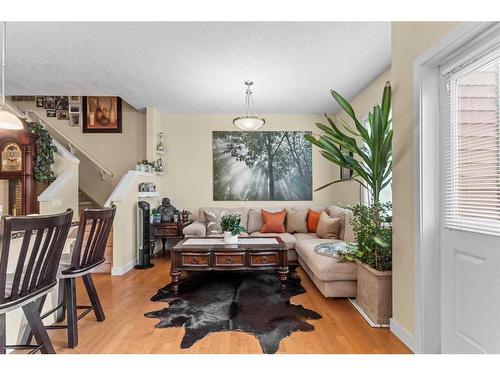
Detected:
left=307, top=209, right=321, bottom=233
left=261, top=210, right=286, bottom=233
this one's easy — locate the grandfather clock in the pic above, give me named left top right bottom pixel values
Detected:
left=0, top=125, right=37, bottom=216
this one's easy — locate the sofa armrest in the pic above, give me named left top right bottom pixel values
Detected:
left=183, top=221, right=206, bottom=237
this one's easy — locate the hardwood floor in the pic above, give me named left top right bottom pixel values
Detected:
left=46, top=256, right=411, bottom=354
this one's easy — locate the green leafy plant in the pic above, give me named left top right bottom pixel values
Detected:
left=304, top=82, right=392, bottom=205
left=29, top=122, right=57, bottom=183
left=338, top=202, right=392, bottom=271
left=220, top=213, right=246, bottom=236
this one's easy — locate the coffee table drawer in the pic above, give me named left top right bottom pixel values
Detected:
left=214, top=253, right=245, bottom=267
left=249, top=253, right=278, bottom=267
left=181, top=253, right=210, bottom=267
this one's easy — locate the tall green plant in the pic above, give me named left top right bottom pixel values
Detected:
left=304, top=82, right=392, bottom=205
left=29, top=122, right=57, bottom=183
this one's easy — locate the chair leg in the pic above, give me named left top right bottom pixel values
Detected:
left=22, top=302, right=55, bottom=354
left=82, top=274, right=105, bottom=321
left=65, top=278, right=78, bottom=348
left=20, top=295, right=46, bottom=347
left=0, top=313, right=6, bottom=354
left=55, top=280, right=66, bottom=323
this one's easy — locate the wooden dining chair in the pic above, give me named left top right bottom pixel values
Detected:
left=45, top=207, right=115, bottom=348
left=0, top=209, right=73, bottom=354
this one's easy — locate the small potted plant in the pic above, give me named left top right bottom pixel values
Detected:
left=151, top=208, right=162, bottom=224
left=220, top=213, right=245, bottom=244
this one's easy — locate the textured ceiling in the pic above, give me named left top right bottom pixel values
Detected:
left=6, top=22, right=390, bottom=114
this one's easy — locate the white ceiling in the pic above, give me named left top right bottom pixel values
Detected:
left=6, top=22, right=390, bottom=114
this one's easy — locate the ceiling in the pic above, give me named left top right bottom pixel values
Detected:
left=6, top=22, right=390, bottom=114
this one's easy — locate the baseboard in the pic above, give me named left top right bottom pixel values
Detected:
left=390, top=318, right=416, bottom=353
left=111, top=258, right=137, bottom=276
left=348, top=298, right=389, bottom=328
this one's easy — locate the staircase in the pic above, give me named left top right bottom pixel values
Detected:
left=79, top=189, right=101, bottom=211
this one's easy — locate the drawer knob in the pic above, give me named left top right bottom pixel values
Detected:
left=261, top=256, right=267, bottom=264
left=192, top=257, right=199, bottom=264
left=226, top=257, right=232, bottom=264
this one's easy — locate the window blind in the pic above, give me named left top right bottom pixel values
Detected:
left=443, top=47, right=500, bottom=236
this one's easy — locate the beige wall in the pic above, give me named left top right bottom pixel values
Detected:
left=391, top=22, right=461, bottom=335
left=336, top=69, right=391, bottom=123
left=13, top=99, right=146, bottom=206
left=160, top=114, right=360, bottom=216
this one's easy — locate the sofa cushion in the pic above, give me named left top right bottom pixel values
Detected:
left=247, top=207, right=284, bottom=233
left=285, top=207, right=308, bottom=233
left=183, top=221, right=207, bottom=237
left=316, top=211, right=340, bottom=239
left=202, top=207, right=248, bottom=235
left=295, top=238, right=356, bottom=281
left=327, top=205, right=347, bottom=240
left=307, top=209, right=321, bottom=233
left=250, top=231, right=297, bottom=250
left=293, top=232, right=318, bottom=241
left=343, top=209, right=355, bottom=243
left=261, top=210, right=286, bottom=233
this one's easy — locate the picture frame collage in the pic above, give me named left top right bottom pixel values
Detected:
left=36, top=95, right=82, bottom=127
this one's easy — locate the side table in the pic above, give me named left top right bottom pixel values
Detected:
left=150, top=220, right=193, bottom=256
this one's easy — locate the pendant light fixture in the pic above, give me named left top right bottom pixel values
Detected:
left=0, top=21, right=23, bottom=130
left=233, top=80, right=265, bottom=131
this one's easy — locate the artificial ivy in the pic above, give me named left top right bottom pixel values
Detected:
left=29, top=122, right=57, bottom=183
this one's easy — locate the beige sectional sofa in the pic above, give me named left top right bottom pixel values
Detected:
left=183, top=205, right=357, bottom=298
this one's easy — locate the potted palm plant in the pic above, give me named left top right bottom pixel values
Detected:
left=304, top=82, right=392, bottom=325
left=220, top=213, right=245, bottom=244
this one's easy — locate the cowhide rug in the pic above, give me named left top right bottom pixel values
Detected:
left=145, top=270, right=321, bottom=354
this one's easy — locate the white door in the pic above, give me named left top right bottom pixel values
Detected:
left=440, top=41, right=500, bottom=353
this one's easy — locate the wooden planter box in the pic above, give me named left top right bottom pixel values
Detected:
left=356, top=260, right=392, bottom=325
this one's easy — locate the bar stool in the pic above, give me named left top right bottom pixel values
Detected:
left=46, top=207, right=115, bottom=348
left=0, top=210, right=73, bottom=354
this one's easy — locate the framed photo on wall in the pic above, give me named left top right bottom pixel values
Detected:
left=339, top=145, right=353, bottom=180
left=82, top=96, right=122, bottom=133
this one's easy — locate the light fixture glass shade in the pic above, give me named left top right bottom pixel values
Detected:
left=0, top=108, right=24, bottom=130
left=233, top=115, right=265, bottom=131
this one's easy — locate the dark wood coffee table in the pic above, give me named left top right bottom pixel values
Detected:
left=170, top=237, right=288, bottom=294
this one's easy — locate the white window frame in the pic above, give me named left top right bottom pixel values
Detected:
left=413, top=22, right=500, bottom=354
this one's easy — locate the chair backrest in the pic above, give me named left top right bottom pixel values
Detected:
left=65, top=207, right=116, bottom=274
left=0, top=209, right=73, bottom=308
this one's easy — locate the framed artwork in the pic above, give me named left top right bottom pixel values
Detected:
left=46, top=109, right=56, bottom=117
left=69, top=96, right=80, bottom=104
left=35, top=96, right=45, bottom=108
left=69, top=113, right=81, bottom=127
left=56, top=110, right=69, bottom=120
left=213, top=131, right=312, bottom=201
left=82, top=96, right=122, bottom=133
left=44, top=96, right=55, bottom=110
left=69, top=104, right=80, bottom=113
left=55, top=96, right=68, bottom=110
left=339, top=145, right=353, bottom=180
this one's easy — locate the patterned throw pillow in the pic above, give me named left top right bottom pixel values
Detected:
left=314, top=242, right=352, bottom=259
left=203, top=208, right=244, bottom=235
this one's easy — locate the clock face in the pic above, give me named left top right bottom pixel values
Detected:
left=1, top=143, right=22, bottom=172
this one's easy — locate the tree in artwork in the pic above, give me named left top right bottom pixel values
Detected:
left=213, top=131, right=312, bottom=201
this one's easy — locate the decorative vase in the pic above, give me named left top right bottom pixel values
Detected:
left=223, top=231, right=238, bottom=244
left=157, top=132, right=165, bottom=152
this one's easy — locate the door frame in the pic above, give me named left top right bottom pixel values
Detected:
left=413, top=21, right=499, bottom=354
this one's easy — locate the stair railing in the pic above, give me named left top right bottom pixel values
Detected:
left=22, top=110, right=114, bottom=180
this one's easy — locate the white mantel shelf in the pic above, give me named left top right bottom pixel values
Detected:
left=138, top=192, right=159, bottom=198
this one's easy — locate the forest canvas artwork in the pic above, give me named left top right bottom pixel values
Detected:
left=213, top=131, right=312, bottom=201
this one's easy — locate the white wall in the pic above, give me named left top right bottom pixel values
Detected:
left=159, top=113, right=361, bottom=216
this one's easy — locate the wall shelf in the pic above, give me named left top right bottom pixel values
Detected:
left=138, top=192, right=159, bottom=198
left=156, top=150, right=165, bottom=155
